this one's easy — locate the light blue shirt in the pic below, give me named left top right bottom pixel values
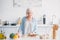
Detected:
left=19, top=17, right=37, bottom=35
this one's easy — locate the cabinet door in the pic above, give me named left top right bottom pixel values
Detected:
left=36, top=26, right=52, bottom=39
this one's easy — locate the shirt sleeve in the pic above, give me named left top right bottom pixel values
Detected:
left=18, top=17, right=25, bottom=34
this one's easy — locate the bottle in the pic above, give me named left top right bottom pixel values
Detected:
left=17, top=17, right=21, bottom=25
left=43, top=14, right=46, bottom=24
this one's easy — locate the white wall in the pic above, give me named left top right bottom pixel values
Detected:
left=42, top=0, right=60, bottom=24
left=0, top=0, right=60, bottom=24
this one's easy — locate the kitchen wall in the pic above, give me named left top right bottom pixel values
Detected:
left=0, top=0, right=60, bottom=24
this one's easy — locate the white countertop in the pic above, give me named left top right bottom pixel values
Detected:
left=3, top=35, right=53, bottom=40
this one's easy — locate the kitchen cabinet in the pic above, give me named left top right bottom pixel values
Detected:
left=35, top=25, right=53, bottom=39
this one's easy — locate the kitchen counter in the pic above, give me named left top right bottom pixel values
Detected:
left=0, top=24, right=60, bottom=40
left=2, top=35, right=53, bottom=40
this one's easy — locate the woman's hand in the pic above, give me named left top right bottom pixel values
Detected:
left=28, top=33, right=37, bottom=37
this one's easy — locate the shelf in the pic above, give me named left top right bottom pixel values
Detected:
left=0, top=25, right=20, bottom=28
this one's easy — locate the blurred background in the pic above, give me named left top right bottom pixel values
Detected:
left=0, top=0, right=60, bottom=40
left=0, top=0, right=60, bottom=24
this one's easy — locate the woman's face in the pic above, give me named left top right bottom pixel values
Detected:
left=26, top=9, right=32, bottom=17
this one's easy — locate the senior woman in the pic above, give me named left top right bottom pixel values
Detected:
left=18, top=8, right=37, bottom=36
